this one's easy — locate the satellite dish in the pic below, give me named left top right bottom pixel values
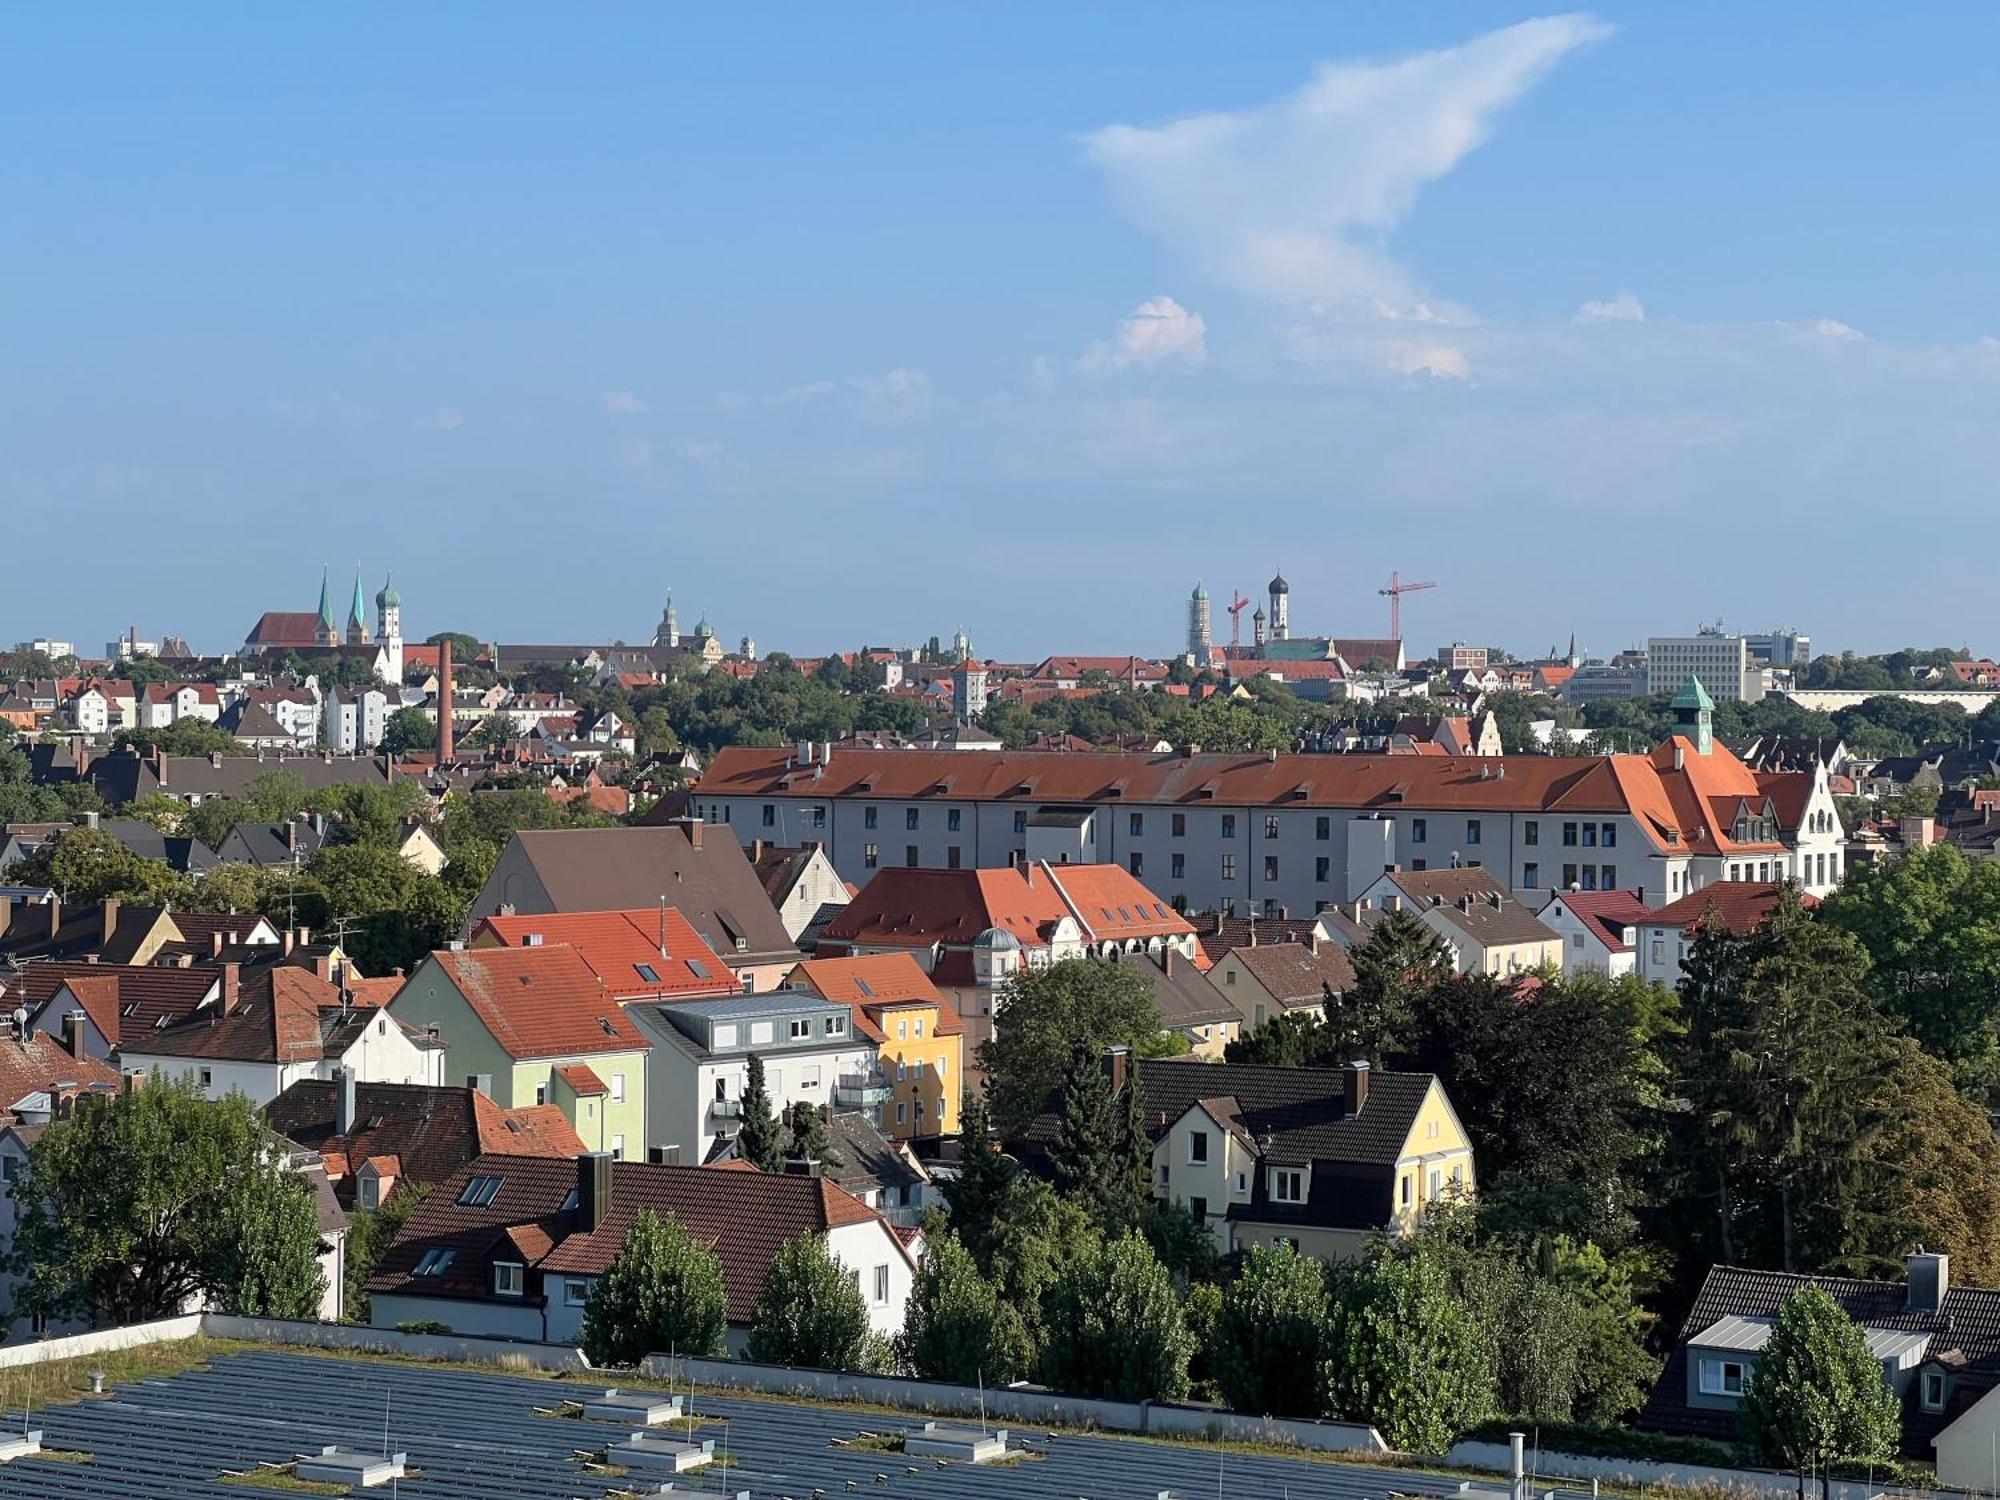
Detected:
left=11, top=1007, right=28, bottom=1035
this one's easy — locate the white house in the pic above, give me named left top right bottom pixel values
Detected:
left=1537, top=888, right=1649, bottom=977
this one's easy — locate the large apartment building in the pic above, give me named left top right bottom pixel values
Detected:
left=690, top=689, right=1845, bottom=914
left=1647, top=630, right=1763, bottom=702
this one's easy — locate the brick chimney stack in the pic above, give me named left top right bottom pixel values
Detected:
left=437, top=639, right=456, bottom=763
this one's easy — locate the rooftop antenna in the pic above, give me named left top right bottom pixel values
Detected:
left=977, top=1367, right=986, bottom=1436
left=659, top=894, right=670, bottom=961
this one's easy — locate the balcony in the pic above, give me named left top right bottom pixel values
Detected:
left=833, top=1071, right=894, bottom=1108
left=709, top=1097, right=742, bottom=1119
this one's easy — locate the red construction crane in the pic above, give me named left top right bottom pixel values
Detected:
left=1377, top=570, right=1436, bottom=640
left=1226, top=592, right=1251, bottom=648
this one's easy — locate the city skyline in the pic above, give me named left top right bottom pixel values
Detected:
left=10, top=6, right=2000, bottom=655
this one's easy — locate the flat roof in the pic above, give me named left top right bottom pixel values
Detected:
left=667, top=994, right=848, bottom=1022
left=1691, top=1314, right=1932, bottom=1364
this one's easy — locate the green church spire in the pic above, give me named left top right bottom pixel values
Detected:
left=317, top=567, right=337, bottom=633
left=349, top=566, right=367, bottom=630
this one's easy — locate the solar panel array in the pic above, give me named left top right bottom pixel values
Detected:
left=0, top=1348, right=1525, bottom=1499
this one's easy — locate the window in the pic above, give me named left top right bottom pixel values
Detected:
left=761, top=803, right=775, bottom=827
left=634, top=962, right=661, bottom=984
left=563, top=1278, right=591, bottom=1307
left=1264, top=815, right=1280, bottom=840
left=1601, top=865, right=1617, bottom=889
left=1922, top=1370, right=1947, bottom=1412
left=873, top=1264, right=891, bottom=1306
left=864, top=805, right=878, bottom=829
left=1412, top=818, right=1427, bottom=844
left=1315, top=815, right=1330, bottom=841
left=948, top=808, right=962, bottom=832
left=610, top=1135, right=625, bottom=1160
left=199, top=1067, right=212, bottom=1089
left=1429, top=1168, right=1441, bottom=1198
left=457, top=1174, right=504, bottom=1208
left=713, top=1024, right=738, bottom=1048
left=1466, top=819, right=1481, bottom=845
left=1129, top=812, right=1144, bottom=837
left=1582, top=824, right=1598, bottom=847
left=610, top=1072, right=625, bottom=1102
left=1013, top=810, right=1027, bottom=834
left=466, top=1072, right=492, bottom=1095
left=413, top=1248, right=457, bottom=1278
left=938, top=1055, right=948, bottom=1076
left=535, top=1084, right=547, bottom=1106
left=801, top=1064, right=821, bottom=1087
left=1190, top=1196, right=1208, bottom=1221
left=913, top=1016, right=925, bottom=1038
left=1581, top=866, right=1599, bottom=891
left=864, top=843, right=879, bottom=868
left=1562, top=864, right=1578, bottom=889
left=1651, top=938, right=1665, bottom=965
left=905, top=807, right=920, bottom=831
left=1411, top=858, right=1426, bottom=871
left=896, top=1101, right=907, bottom=1124
left=1399, top=1173, right=1413, bottom=1207
left=1172, top=813, right=1186, bottom=837
left=1601, top=823, right=1617, bottom=848
left=1273, top=1168, right=1303, bottom=1203
left=1171, top=852, right=1185, bottom=880
left=786, top=1017, right=810, bottom=1041
left=1525, top=821, right=1539, bottom=846
left=1562, top=822, right=1578, bottom=846
left=1221, top=814, right=1236, bottom=839
left=1263, top=856, right=1278, bottom=882
left=494, top=1262, right=525, bottom=1297
left=1129, top=853, right=1143, bottom=877
left=751, top=1021, right=774, bottom=1045
left=359, top=1174, right=380, bottom=1210
left=1315, top=856, right=1330, bottom=883
left=1221, top=855, right=1236, bottom=880
left=1523, top=862, right=1538, bottom=889
left=1188, top=1130, right=1209, bottom=1164
left=905, top=845, right=919, bottom=867
left=896, top=1060, right=907, bottom=1082
left=825, top=1014, right=847, bottom=1037
left=1698, top=1358, right=1746, bottom=1397
left=812, top=805, right=826, bottom=829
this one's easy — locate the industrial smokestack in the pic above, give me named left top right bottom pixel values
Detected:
left=437, top=639, right=456, bottom=763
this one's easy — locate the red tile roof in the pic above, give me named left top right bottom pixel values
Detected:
left=11, top=963, right=222, bottom=1044
left=1545, top=888, right=1651, bottom=953
left=701, top=742, right=1806, bottom=858
left=821, top=862, right=1191, bottom=953
left=370, top=1154, right=903, bottom=1319
left=554, top=1063, right=608, bottom=1096
left=1639, top=881, right=1818, bottom=937
left=786, top=953, right=964, bottom=1042
left=0, top=1030, right=119, bottom=1107
left=470, top=908, right=736, bottom=1002
left=415, top=946, right=651, bottom=1061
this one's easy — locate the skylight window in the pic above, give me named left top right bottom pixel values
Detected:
left=687, top=959, right=710, bottom=979
left=854, top=977, right=875, bottom=998
left=561, top=1187, right=580, bottom=1212
left=634, top=963, right=661, bottom=983
left=457, top=1175, right=504, bottom=1207
left=413, top=1248, right=457, bottom=1277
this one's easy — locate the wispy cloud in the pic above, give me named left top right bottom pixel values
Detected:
left=601, top=389, right=649, bottom=414
left=1079, top=296, right=1209, bottom=375
left=1576, top=291, right=1646, bottom=323
left=1081, top=15, right=1610, bottom=316
left=415, top=407, right=465, bottom=430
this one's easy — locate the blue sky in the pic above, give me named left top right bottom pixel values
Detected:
left=6, top=6, right=1998, bottom=661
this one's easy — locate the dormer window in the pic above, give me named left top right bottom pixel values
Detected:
left=493, top=1262, right=525, bottom=1297
left=1922, top=1369, right=1947, bottom=1412
left=1273, top=1168, right=1304, bottom=1203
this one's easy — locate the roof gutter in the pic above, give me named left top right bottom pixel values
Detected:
left=1038, top=860, right=1096, bottom=944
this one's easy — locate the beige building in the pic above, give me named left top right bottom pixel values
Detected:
left=1356, top=867, right=1563, bottom=976
left=1207, top=940, right=1354, bottom=1030
left=1018, top=1057, right=1474, bottom=1260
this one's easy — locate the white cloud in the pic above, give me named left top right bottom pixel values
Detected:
left=415, top=407, right=465, bottom=430
left=1079, top=296, right=1209, bottom=374
left=1081, top=15, right=1610, bottom=314
left=602, top=390, right=648, bottom=414
left=1388, top=342, right=1472, bottom=381
left=620, top=436, right=656, bottom=468
left=1576, top=290, right=1646, bottom=323
left=1787, top=318, right=1864, bottom=341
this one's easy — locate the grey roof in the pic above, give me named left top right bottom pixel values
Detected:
left=666, top=993, right=848, bottom=1023
left=216, top=820, right=325, bottom=868
left=1103, top=950, right=1238, bottom=1030
left=96, top=819, right=220, bottom=874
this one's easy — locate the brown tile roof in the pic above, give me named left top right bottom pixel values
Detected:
left=369, top=1154, right=901, bottom=1320
left=1193, top=912, right=1323, bottom=963
left=1104, top=950, right=1239, bottom=1030
left=821, top=862, right=1188, bottom=952
left=416, top=945, right=650, bottom=1061
left=265, top=1081, right=585, bottom=1199
left=1380, top=867, right=1509, bottom=907
left=0, top=1030, right=119, bottom=1108
left=1230, top=942, right=1356, bottom=1004
left=488, top=825, right=799, bottom=967
left=10, top=963, right=222, bottom=1044
left=1639, top=880, right=1818, bottom=937
left=121, top=967, right=350, bottom=1064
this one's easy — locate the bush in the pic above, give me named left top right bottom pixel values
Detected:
left=396, top=1320, right=454, bottom=1336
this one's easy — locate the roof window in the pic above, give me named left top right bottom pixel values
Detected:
left=854, top=977, right=875, bottom=998
left=634, top=963, right=661, bottom=984
left=456, top=1174, right=504, bottom=1208
left=412, top=1247, right=456, bottom=1277
left=687, top=959, right=710, bottom=979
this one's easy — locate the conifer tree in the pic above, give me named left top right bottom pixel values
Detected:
left=736, top=1053, right=784, bottom=1172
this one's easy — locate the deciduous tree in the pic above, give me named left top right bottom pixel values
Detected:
left=894, top=1230, right=1030, bottom=1384
left=1739, top=1285, right=1899, bottom=1491
left=979, top=959, right=1161, bottom=1136
left=1040, top=1231, right=1192, bottom=1402
left=580, top=1208, right=729, bottom=1366
left=747, top=1233, right=875, bottom=1371
left=1211, top=1244, right=1332, bottom=1417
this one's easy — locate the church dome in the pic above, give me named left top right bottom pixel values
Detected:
left=972, top=926, right=1022, bottom=952
left=1269, top=572, right=1290, bottom=595
left=375, top=575, right=401, bottom=611
left=695, top=616, right=715, bottom=639
left=1192, top=581, right=1208, bottom=601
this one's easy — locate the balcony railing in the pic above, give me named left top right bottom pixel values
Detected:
left=833, top=1071, right=893, bottom=1107
left=710, top=1097, right=742, bottom=1119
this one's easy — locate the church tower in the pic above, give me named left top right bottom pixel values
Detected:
left=315, top=567, right=339, bottom=648
left=1187, top=581, right=1211, bottom=658
left=376, top=575, right=404, bottom=683
left=654, top=594, right=680, bottom=649
left=1268, top=571, right=1290, bottom=642
left=346, top=567, right=371, bottom=646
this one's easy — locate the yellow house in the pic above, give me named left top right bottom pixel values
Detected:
left=1206, top=941, right=1353, bottom=1031
left=785, top=954, right=963, bottom=1139
left=386, top=945, right=651, bottom=1160
left=1027, top=1056, right=1474, bottom=1261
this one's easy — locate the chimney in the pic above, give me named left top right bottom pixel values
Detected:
left=45, top=896, right=62, bottom=942
left=437, top=640, right=456, bottom=763
left=576, top=1150, right=613, bottom=1234
left=1344, top=1059, right=1371, bottom=1116
left=220, top=962, right=240, bottom=1010
left=61, top=1009, right=84, bottom=1058
left=212, top=930, right=226, bottom=958
left=1102, top=1044, right=1130, bottom=1096
left=336, top=1066, right=357, bottom=1135
left=282, top=927, right=296, bottom=957
left=1163, top=947, right=1175, bottom=977
left=1908, top=1249, right=1950, bottom=1313
left=84, top=809, right=100, bottom=830
left=669, top=814, right=705, bottom=850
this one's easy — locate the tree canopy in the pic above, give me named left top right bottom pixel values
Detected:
left=580, top=1208, right=729, bottom=1365
left=978, top=959, right=1163, bottom=1136
left=746, top=1233, right=876, bottom=1371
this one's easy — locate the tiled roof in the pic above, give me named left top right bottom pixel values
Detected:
left=1642, top=1264, right=2000, bottom=1455
left=416, top=946, right=650, bottom=1061
left=369, top=1154, right=900, bottom=1320
left=123, top=966, right=339, bottom=1064
left=266, top=1081, right=585, bottom=1199
left=485, top=825, right=800, bottom=968
left=1193, top=913, right=1325, bottom=964
left=554, top=1063, right=608, bottom=1096
left=10, top=963, right=222, bottom=1043
left=1103, top=950, right=1239, bottom=1029
left=699, top=741, right=1807, bottom=858
left=1380, top=867, right=1509, bottom=908
left=786, top=953, right=962, bottom=1041
left=1546, top=888, right=1650, bottom=953
left=821, top=863, right=1189, bottom=952
left=1639, top=881, right=1818, bottom=937
left=0, top=1029, right=119, bottom=1109
left=1422, top=892, right=1561, bottom=950
left=1229, top=942, right=1357, bottom=1003
left=470, top=908, right=736, bottom=1001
